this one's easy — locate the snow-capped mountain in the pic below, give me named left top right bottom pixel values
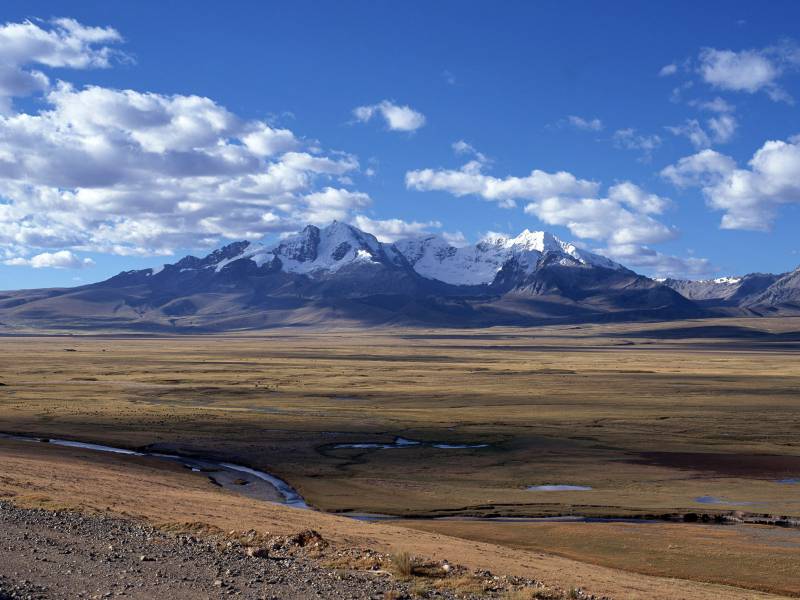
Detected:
left=395, top=230, right=622, bottom=286
left=150, top=222, right=621, bottom=289
left=661, top=273, right=781, bottom=305
left=208, top=222, right=407, bottom=276
left=0, top=222, right=708, bottom=331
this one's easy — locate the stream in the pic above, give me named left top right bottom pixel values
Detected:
left=4, top=432, right=794, bottom=527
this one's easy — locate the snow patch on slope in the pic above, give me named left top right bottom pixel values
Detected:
left=396, top=229, right=622, bottom=286
left=208, top=222, right=398, bottom=276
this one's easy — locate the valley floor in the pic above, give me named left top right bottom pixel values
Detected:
left=1, top=317, right=799, bottom=598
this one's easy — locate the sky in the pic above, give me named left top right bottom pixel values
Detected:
left=1, top=0, right=800, bottom=290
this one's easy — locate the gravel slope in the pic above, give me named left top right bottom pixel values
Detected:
left=0, top=501, right=412, bottom=600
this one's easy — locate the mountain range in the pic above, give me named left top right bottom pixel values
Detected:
left=0, top=221, right=798, bottom=331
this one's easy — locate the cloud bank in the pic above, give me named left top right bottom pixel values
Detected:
left=0, top=18, right=382, bottom=267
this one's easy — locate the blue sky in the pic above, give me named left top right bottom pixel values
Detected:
left=1, top=1, right=800, bottom=289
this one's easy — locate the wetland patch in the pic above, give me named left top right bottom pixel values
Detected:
left=527, top=485, right=593, bottom=491
left=331, top=436, right=490, bottom=450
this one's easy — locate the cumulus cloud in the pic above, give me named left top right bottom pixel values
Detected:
left=405, top=161, right=598, bottom=209
left=523, top=191, right=675, bottom=247
left=662, top=137, right=800, bottom=231
left=608, top=181, right=672, bottom=215
left=660, top=149, right=737, bottom=187
left=521, top=188, right=707, bottom=277
left=0, top=22, right=370, bottom=260
left=697, top=44, right=800, bottom=102
left=302, top=188, right=371, bottom=224
left=405, top=158, right=703, bottom=276
left=352, top=100, right=426, bottom=132
left=4, top=249, right=94, bottom=269
left=699, top=48, right=779, bottom=94
left=351, top=215, right=442, bottom=243
left=0, top=18, right=124, bottom=112
left=603, top=244, right=713, bottom=278
left=612, top=128, right=662, bottom=161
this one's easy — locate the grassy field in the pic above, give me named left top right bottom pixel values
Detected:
left=1, top=437, right=787, bottom=600
left=1, top=317, right=800, bottom=596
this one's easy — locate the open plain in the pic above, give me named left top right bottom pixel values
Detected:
left=2, top=317, right=800, bottom=598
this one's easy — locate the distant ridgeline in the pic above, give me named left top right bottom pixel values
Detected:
left=1, top=222, right=798, bottom=331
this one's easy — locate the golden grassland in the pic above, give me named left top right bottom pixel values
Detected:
left=0, top=438, right=791, bottom=600
left=1, top=317, right=800, bottom=597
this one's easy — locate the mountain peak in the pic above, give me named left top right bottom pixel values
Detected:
left=396, top=228, right=623, bottom=286
left=506, top=229, right=561, bottom=251
left=155, top=222, right=625, bottom=287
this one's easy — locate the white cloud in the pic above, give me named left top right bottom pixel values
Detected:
left=451, top=140, right=489, bottom=164
left=667, top=114, right=737, bottom=149
left=667, top=119, right=712, bottom=149
left=352, top=100, right=426, bottom=132
left=692, top=96, right=735, bottom=113
left=442, top=230, right=468, bottom=247
left=699, top=48, right=779, bottom=93
left=612, top=128, right=662, bottom=161
left=4, top=249, right=94, bottom=269
left=566, top=115, right=604, bottom=131
left=302, top=188, right=371, bottom=224
left=707, top=114, right=737, bottom=143
left=351, top=215, right=441, bottom=243
left=523, top=194, right=675, bottom=247
left=405, top=158, right=697, bottom=275
left=0, top=18, right=124, bottom=111
left=241, top=123, right=299, bottom=156
left=0, top=37, right=367, bottom=259
left=608, top=181, right=671, bottom=215
left=659, top=63, right=678, bottom=76
left=521, top=192, right=709, bottom=278
left=697, top=45, right=799, bottom=102
left=405, top=161, right=598, bottom=209
left=603, top=244, right=713, bottom=278
left=661, top=149, right=737, bottom=187
left=662, top=138, right=800, bottom=231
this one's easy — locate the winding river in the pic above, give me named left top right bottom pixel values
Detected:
left=1, top=431, right=756, bottom=526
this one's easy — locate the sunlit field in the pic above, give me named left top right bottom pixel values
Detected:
left=2, top=318, right=800, bottom=596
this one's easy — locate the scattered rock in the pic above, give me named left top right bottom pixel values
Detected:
left=244, top=546, right=268, bottom=558
left=0, top=500, right=606, bottom=600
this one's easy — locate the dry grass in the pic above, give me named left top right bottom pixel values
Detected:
left=1, top=318, right=800, bottom=598
left=1, top=318, right=799, bottom=520
left=504, top=590, right=535, bottom=600
left=432, top=574, right=488, bottom=595
left=391, top=551, right=415, bottom=578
